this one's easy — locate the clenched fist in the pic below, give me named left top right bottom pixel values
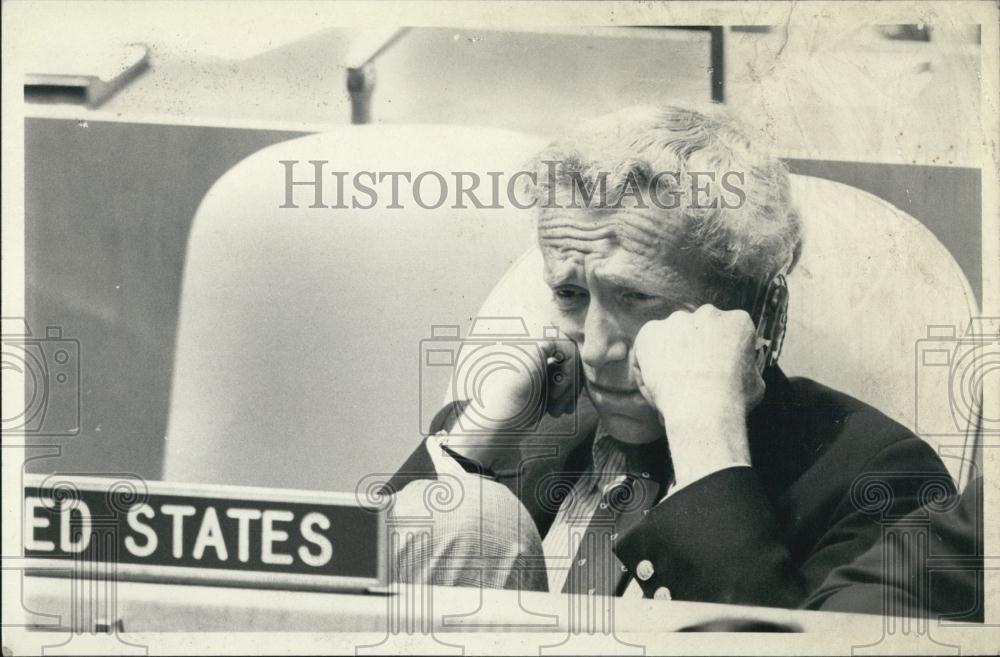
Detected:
left=441, top=329, right=583, bottom=462
left=440, top=329, right=582, bottom=462
left=467, top=333, right=580, bottom=431
left=631, top=304, right=765, bottom=489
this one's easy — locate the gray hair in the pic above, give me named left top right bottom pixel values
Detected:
left=525, top=104, right=802, bottom=299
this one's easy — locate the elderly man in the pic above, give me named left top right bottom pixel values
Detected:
left=383, top=105, right=955, bottom=610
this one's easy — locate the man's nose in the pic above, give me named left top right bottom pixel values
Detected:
left=579, top=302, right=629, bottom=370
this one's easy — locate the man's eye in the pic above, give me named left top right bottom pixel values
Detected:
left=553, top=286, right=588, bottom=306
left=622, top=290, right=657, bottom=302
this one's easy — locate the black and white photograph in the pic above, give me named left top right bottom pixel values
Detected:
left=2, top=2, right=998, bottom=654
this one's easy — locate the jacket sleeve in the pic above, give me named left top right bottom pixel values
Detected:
left=808, top=474, right=982, bottom=621
left=379, top=401, right=499, bottom=496
left=613, top=436, right=956, bottom=610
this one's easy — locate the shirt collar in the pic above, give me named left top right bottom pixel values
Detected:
left=591, top=422, right=672, bottom=490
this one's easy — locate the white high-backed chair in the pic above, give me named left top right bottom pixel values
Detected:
left=164, top=126, right=545, bottom=492
left=165, top=126, right=979, bottom=493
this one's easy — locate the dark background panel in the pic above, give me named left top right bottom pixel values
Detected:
left=24, top=119, right=308, bottom=479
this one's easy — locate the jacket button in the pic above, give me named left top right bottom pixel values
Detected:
left=653, top=586, right=671, bottom=601
left=636, top=560, right=654, bottom=581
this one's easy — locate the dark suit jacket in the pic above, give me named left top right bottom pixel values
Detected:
left=810, top=474, right=983, bottom=621
left=385, top=367, right=958, bottom=612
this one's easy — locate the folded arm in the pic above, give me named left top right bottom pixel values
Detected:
left=614, top=435, right=956, bottom=610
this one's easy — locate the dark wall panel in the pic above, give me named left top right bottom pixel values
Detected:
left=24, top=118, right=306, bottom=478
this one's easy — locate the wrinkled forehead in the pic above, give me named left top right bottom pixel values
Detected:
left=536, top=205, right=696, bottom=280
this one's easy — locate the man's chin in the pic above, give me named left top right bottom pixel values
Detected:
left=593, top=405, right=663, bottom=444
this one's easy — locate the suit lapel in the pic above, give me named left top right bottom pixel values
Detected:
left=746, top=366, right=817, bottom=500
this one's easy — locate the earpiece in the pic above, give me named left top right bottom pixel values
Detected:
left=753, top=274, right=789, bottom=373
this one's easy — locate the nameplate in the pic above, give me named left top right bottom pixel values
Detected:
left=22, top=474, right=386, bottom=592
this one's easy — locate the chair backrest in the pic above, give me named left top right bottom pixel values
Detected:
left=783, top=175, right=979, bottom=488
left=163, top=126, right=545, bottom=492
left=476, top=175, right=980, bottom=489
